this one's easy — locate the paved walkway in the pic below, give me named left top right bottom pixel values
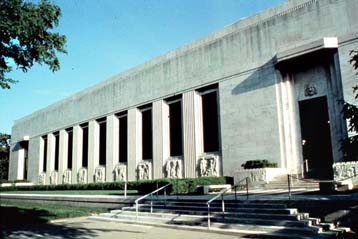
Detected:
left=2, top=216, right=247, bottom=239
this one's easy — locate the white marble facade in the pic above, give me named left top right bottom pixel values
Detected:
left=8, top=0, right=358, bottom=184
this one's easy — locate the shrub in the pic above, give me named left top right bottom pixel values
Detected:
left=241, top=160, right=278, bottom=169
left=0, top=176, right=231, bottom=194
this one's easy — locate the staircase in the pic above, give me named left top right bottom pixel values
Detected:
left=91, top=198, right=350, bottom=239
left=263, top=175, right=320, bottom=191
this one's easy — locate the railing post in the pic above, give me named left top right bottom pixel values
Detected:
left=288, top=174, right=291, bottom=199
left=246, top=177, right=249, bottom=200
left=156, top=182, right=159, bottom=198
left=150, top=193, right=153, bottom=213
left=221, top=194, right=225, bottom=214
left=164, top=188, right=167, bottom=206
left=207, top=204, right=211, bottom=229
left=124, top=181, right=127, bottom=198
left=176, top=178, right=179, bottom=200
left=234, top=186, right=237, bottom=202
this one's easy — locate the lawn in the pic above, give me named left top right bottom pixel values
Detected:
left=0, top=189, right=138, bottom=195
left=0, top=201, right=107, bottom=226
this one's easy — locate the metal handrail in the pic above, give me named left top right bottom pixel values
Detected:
left=134, top=183, right=172, bottom=219
left=206, top=177, right=249, bottom=229
left=287, top=172, right=358, bottom=199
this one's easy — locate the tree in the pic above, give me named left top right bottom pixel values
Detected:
left=0, top=133, right=10, bottom=181
left=0, top=0, right=66, bottom=89
left=342, top=50, right=358, bottom=161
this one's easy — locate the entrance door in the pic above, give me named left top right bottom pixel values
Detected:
left=299, top=96, right=333, bottom=179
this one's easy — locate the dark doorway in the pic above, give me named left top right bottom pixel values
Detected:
left=20, top=141, right=29, bottom=180
left=299, top=96, right=333, bottom=179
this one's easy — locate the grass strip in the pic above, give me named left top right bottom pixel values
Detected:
left=0, top=189, right=137, bottom=195
left=0, top=201, right=107, bottom=226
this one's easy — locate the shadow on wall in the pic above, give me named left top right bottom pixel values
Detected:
left=231, top=58, right=278, bottom=96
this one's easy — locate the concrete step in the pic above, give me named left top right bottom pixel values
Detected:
left=146, top=200, right=288, bottom=209
left=117, top=207, right=309, bottom=220
left=92, top=213, right=325, bottom=237
left=135, top=204, right=299, bottom=214
left=109, top=210, right=315, bottom=227
left=90, top=215, right=325, bottom=239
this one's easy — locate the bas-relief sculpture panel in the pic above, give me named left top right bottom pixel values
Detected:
left=198, top=154, right=219, bottom=177
left=50, top=171, right=58, bottom=185
left=63, top=169, right=72, bottom=184
left=137, top=161, right=151, bottom=180
left=165, top=158, right=182, bottom=178
left=94, top=166, right=106, bottom=183
left=39, top=172, right=46, bottom=185
left=78, top=168, right=87, bottom=184
left=113, top=164, right=127, bottom=181
left=333, top=161, right=358, bottom=181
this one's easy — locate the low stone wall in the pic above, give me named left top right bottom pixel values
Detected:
left=234, top=168, right=287, bottom=185
left=0, top=182, right=34, bottom=187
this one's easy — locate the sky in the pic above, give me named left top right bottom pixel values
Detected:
left=0, top=0, right=285, bottom=134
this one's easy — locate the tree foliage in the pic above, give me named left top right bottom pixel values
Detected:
left=0, top=0, right=66, bottom=89
left=342, top=50, right=358, bottom=161
left=0, top=133, right=10, bottom=181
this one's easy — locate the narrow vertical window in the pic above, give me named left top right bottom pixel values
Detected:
left=200, top=85, right=219, bottom=152
left=66, top=128, right=73, bottom=169
left=21, top=141, right=29, bottom=180
left=81, top=123, right=88, bottom=167
left=97, top=117, right=107, bottom=165
left=166, top=96, right=183, bottom=156
left=140, top=105, right=153, bottom=159
left=42, top=136, right=47, bottom=172
left=54, top=132, right=59, bottom=171
left=117, top=112, right=128, bottom=163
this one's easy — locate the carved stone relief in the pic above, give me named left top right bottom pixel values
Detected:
left=78, top=168, right=87, bottom=184
left=50, top=171, right=58, bottom=185
left=333, top=161, right=358, bottom=181
left=304, top=84, right=317, bottom=97
left=198, top=154, right=219, bottom=177
left=165, top=159, right=182, bottom=178
left=94, top=166, right=106, bottom=183
left=63, top=169, right=72, bottom=184
left=39, top=172, right=46, bottom=185
left=113, top=164, right=127, bottom=181
left=250, top=170, right=266, bottom=183
left=137, top=161, right=151, bottom=180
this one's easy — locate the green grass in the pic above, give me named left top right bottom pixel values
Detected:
left=0, top=201, right=107, bottom=226
left=0, top=189, right=138, bottom=195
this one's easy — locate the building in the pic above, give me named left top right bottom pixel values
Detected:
left=9, top=0, right=358, bottom=185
